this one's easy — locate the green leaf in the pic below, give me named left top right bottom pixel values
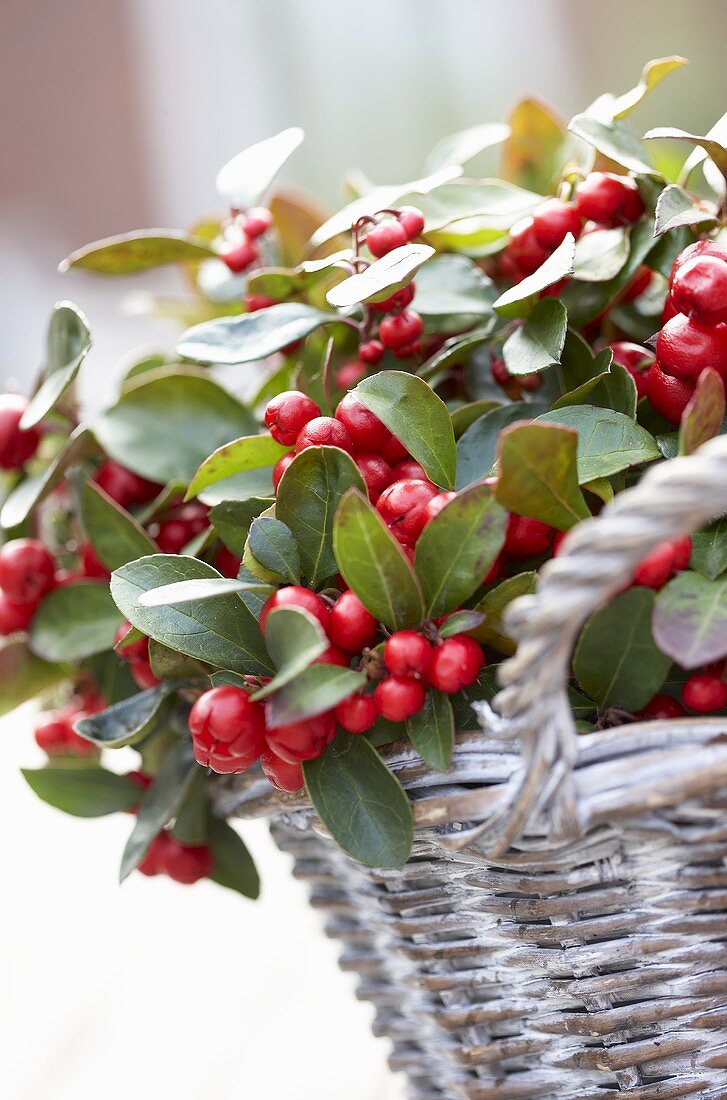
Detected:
left=210, top=498, right=272, bottom=556
left=573, top=226, right=630, bottom=282
left=471, top=572, right=538, bottom=655
left=405, top=254, right=497, bottom=327
left=654, top=184, right=719, bottom=237
left=414, top=483, right=507, bottom=617
left=120, top=741, right=199, bottom=881
left=333, top=489, right=425, bottom=630
left=80, top=480, right=156, bottom=572
left=501, top=97, right=566, bottom=193
left=171, top=772, right=209, bottom=846
left=74, top=685, right=174, bottom=748
left=185, top=435, right=288, bottom=501
left=679, top=368, right=725, bottom=455
left=450, top=399, right=500, bottom=438
left=653, top=572, right=727, bottom=669
left=353, top=371, right=457, bottom=489
left=276, top=446, right=366, bottom=586
left=266, top=664, right=365, bottom=727
left=138, top=577, right=272, bottom=607
left=176, top=304, right=338, bottom=366
left=29, top=582, right=122, bottom=662
left=1, top=427, right=98, bottom=530
left=493, top=234, right=576, bottom=318
left=246, top=251, right=352, bottom=302
left=425, top=122, right=510, bottom=172
left=574, top=588, right=670, bottom=710
left=94, top=370, right=256, bottom=485
left=198, top=467, right=275, bottom=507
left=502, top=298, right=567, bottom=376
left=536, top=406, right=661, bottom=482
left=610, top=56, right=688, bottom=119
left=553, top=359, right=638, bottom=419
left=405, top=688, right=454, bottom=772
left=0, top=641, right=71, bottom=718
left=644, top=126, right=727, bottom=184
left=21, top=302, right=92, bottom=428
left=409, top=179, right=543, bottom=233
left=455, top=402, right=548, bottom=490
left=207, top=816, right=260, bottom=899
left=495, top=422, right=590, bottom=531
left=248, top=517, right=300, bottom=584
left=690, top=519, right=727, bottom=581
left=148, top=639, right=211, bottom=681
left=569, top=114, right=656, bottom=175
left=438, top=609, right=485, bottom=637
left=111, top=555, right=272, bottom=674
left=59, top=230, right=215, bottom=274
left=215, top=127, right=304, bottom=208
left=303, top=731, right=413, bottom=869
left=251, top=607, right=328, bottom=701
left=327, top=244, right=434, bottom=308
left=22, top=766, right=140, bottom=818
left=417, top=328, right=493, bottom=384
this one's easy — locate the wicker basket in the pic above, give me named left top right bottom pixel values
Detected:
left=215, top=436, right=727, bottom=1099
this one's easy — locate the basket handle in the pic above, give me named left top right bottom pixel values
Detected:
left=472, top=434, right=727, bottom=856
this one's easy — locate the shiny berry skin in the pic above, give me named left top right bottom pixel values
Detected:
left=423, top=491, right=456, bottom=525
left=160, top=838, right=214, bottom=884
left=638, top=693, right=686, bottom=720
left=392, top=459, right=427, bottom=481
left=369, top=283, right=415, bottom=314
left=657, top=314, right=727, bottom=382
left=95, top=461, right=160, bottom=509
left=220, top=235, right=258, bottom=273
left=335, top=360, right=368, bottom=389
left=244, top=207, right=274, bottom=238
left=79, top=541, right=110, bottom=579
left=376, top=478, right=439, bottom=544
left=0, top=539, right=55, bottom=604
left=114, top=621, right=150, bottom=663
left=335, top=693, right=379, bottom=734
left=682, top=674, right=727, bottom=713
left=378, top=310, right=424, bottom=351
left=294, top=416, right=354, bottom=454
left=335, top=392, right=391, bottom=451
left=532, top=198, right=582, bottom=249
left=609, top=342, right=654, bottom=400
left=359, top=339, right=385, bottom=365
left=245, top=293, right=277, bottom=312
left=508, top=219, right=549, bottom=275
left=329, top=590, right=378, bottom=653
left=398, top=206, right=426, bottom=239
left=379, top=434, right=409, bottom=464
left=272, top=453, right=295, bottom=491
left=428, top=635, right=485, bottom=694
left=155, top=505, right=209, bottom=555
left=384, top=631, right=432, bottom=678
left=189, top=685, right=267, bottom=773
left=670, top=239, right=727, bottom=286
left=0, top=593, right=35, bottom=634
left=355, top=454, right=393, bottom=502
left=216, top=546, right=241, bottom=578
left=374, top=675, right=426, bottom=721
left=0, top=395, right=41, bottom=470
left=260, top=586, right=330, bottom=634
left=314, top=643, right=350, bottom=668
left=367, top=220, right=408, bottom=258
left=575, top=173, right=643, bottom=226
left=505, top=514, right=553, bottom=559
left=619, top=182, right=646, bottom=223
left=260, top=748, right=304, bottom=792
left=645, top=363, right=694, bottom=424
left=264, top=390, right=321, bottom=446
left=670, top=255, right=727, bottom=325
left=632, top=538, right=688, bottom=589
left=265, top=711, right=336, bottom=763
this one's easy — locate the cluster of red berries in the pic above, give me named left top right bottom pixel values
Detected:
left=640, top=660, right=727, bottom=719
left=138, top=828, right=214, bottom=884
left=0, top=394, right=42, bottom=471
left=34, top=690, right=105, bottom=757
left=646, top=240, right=727, bottom=423
left=608, top=341, right=655, bottom=400
left=219, top=206, right=274, bottom=274
left=0, top=538, right=57, bottom=636
left=357, top=206, right=426, bottom=365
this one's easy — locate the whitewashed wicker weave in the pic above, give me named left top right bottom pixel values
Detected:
left=215, top=436, right=727, bottom=1099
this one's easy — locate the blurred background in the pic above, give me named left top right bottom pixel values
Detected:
left=1, top=1, right=724, bottom=1097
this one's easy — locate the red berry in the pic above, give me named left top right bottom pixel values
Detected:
left=670, top=255, right=727, bottom=325
left=131, top=660, right=160, bottom=690
left=294, top=416, right=354, bottom=454
left=384, top=630, right=432, bottom=678
left=355, top=454, right=393, bottom=502
left=491, top=357, right=510, bottom=387
left=374, top=675, right=425, bottom=721
left=272, top=453, right=295, bottom=491
left=216, top=546, right=241, bottom=578
left=329, top=590, right=378, bottom=653
left=359, top=339, right=385, bottom=365
left=379, top=434, right=409, bottom=464
left=505, top=514, right=553, bottom=559
left=683, top=674, right=727, bottom=714
left=260, top=586, right=330, bottom=633
left=376, top=478, right=439, bottom=545
left=159, top=838, right=213, bottom=884
left=34, top=714, right=72, bottom=756
left=392, top=459, right=427, bottom=481
left=422, top=491, right=456, bottom=525
left=260, top=748, right=304, bottom=792
left=397, top=207, right=425, bottom=240
left=137, top=832, right=171, bottom=877
left=532, top=198, right=582, bottom=249
left=378, top=310, right=424, bottom=351
left=575, top=173, right=642, bottom=226
left=657, top=314, right=727, bottom=382
left=335, top=392, right=391, bottom=451
left=369, top=283, right=415, bottom=314
left=621, top=266, right=652, bottom=302
left=0, top=593, right=35, bottom=634
left=428, top=635, right=485, bottom=694
left=671, top=536, right=692, bottom=572
left=638, top=693, right=686, bottom=720
left=335, top=693, right=378, bottom=734
left=95, top=461, right=160, bottom=509
left=189, top=685, right=267, bottom=773
left=335, top=360, right=367, bottom=389
left=243, top=207, right=273, bottom=238
left=619, top=182, right=645, bottom=223
left=645, top=362, right=694, bottom=424
left=156, top=520, right=191, bottom=555
left=314, top=643, right=350, bottom=668
left=669, top=240, right=727, bottom=287
left=127, top=770, right=152, bottom=793
left=367, top=220, right=408, bottom=258
left=508, top=219, right=549, bottom=275
left=245, top=293, right=277, bottom=312
left=220, top=234, right=258, bottom=273
left=265, top=711, right=336, bottom=763
left=632, top=541, right=678, bottom=589
left=114, top=621, right=150, bottom=664
left=661, top=296, right=680, bottom=326
left=0, top=539, right=55, bottom=604
left=265, top=390, right=321, bottom=446
left=609, top=342, right=654, bottom=400
left=0, top=395, right=41, bottom=470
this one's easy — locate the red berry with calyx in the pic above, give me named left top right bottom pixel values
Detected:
left=376, top=478, right=439, bottom=544
left=638, top=693, right=686, bottom=720
left=0, top=593, right=35, bottom=635
left=423, top=491, right=456, bottom=525
left=397, top=206, right=425, bottom=240
left=159, top=838, right=214, bottom=884
left=335, top=392, right=391, bottom=451
left=508, top=218, right=549, bottom=275
left=657, top=314, right=727, bottom=382
left=265, top=711, right=336, bottom=764
left=379, top=434, right=409, bottom=464
left=355, top=454, right=393, bottom=502
left=670, top=255, right=727, bottom=325
left=683, top=674, right=727, bottom=714
left=216, top=546, right=241, bottom=578
left=260, top=748, right=304, bottom=792
left=428, top=635, right=485, bottom=694
left=645, top=363, right=694, bottom=424
left=220, top=234, right=258, bottom=273
left=189, top=685, right=267, bottom=773
left=294, top=416, right=354, bottom=454
left=114, top=621, right=150, bottom=664
left=272, top=453, right=295, bottom=492
left=384, top=630, right=432, bottom=678
left=0, top=395, right=41, bottom=470
left=505, top=514, right=553, bottom=559
left=369, top=283, right=416, bottom=314
left=243, top=207, right=273, bottom=238
left=329, top=590, right=378, bottom=653
left=260, top=585, right=330, bottom=634
left=374, top=675, right=425, bottom=721
left=532, top=198, right=582, bottom=249
left=95, top=461, right=160, bottom=509
left=335, top=693, right=379, bottom=734
left=609, top=342, right=654, bottom=400
left=670, top=239, right=727, bottom=287
left=575, top=173, right=643, bottom=226
left=265, top=390, right=321, bottom=446
left=379, top=310, right=424, bottom=351
left=0, top=539, right=55, bottom=604
left=393, top=459, right=427, bottom=481
left=335, top=360, right=368, bottom=389
left=367, top=220, right=408, bottom=258
left=359, top=339, right=385, bottom=365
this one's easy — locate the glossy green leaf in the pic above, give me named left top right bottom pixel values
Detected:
left=207, top=816, right=260, bottom=899
left=148, top=639, right=211, bottom=681
left=176, top=304, right=338, bottom=366
left=437, top=609, right=485, bottom=637
left=252, top=607, right=328, bottom=700
left=198, top=468, right=275, bottom=507
left=450, top=400, right=500, bottom=438
left=0, top=641, right=71, bottom=718
left=472, top=572, right=538, bottom=654
left=553, top=358, right=638, bottom=419
left=333, top=489, right=425, bottom=630
left=418, top=328, right=493, bottom=384
left=569, top=114, right=656, bottom=175
left=690, top=519, right=727, bottom=581
left=426, top=122, right=510, bottom=172
left=30, top=582, right=122, bottom=662
left=138, top=576, right=271, bottom=608
left=1, top=427, right=98, bottom=530
left=679, top=368, right=725, bottom=455
left=406, top=688, right=454, bottom=772
left=21, top=302, right=92, bottom=428
left=455, top=402, right=547, bottom=491
left=493, top=234, right=576, bottom=318
left=409, top=179, right=542, bottom=233
left=654, top=184, right=719, bottom=237
left=573, top=226, right=630, bottom=282
left=327, top=244, right=433, bottom=308
left=653, top=572, right=727, bottom=669
left=22, top=766, right=140, bottom=818
left=501, top=97, right=566, bottom=193
left=74, top=685, right=174, bottom=748
left=80, top=480, right=156, bottom=572
left=537, top=406, right=661, bottom=482
left=266, top=664, right=365, bottom=727
left=210, top=498, right=272, bottom=556
left=215, top=127, right=304, bottom=208
left=502, top=298, right=567, bottom=376
left=246, top=251, right=352, bottom=302
left=120, top=741, right=199, bottom=881
left=402, top=254, right=497, bottom=327
left=171, top=772, right=209, bottom=846
left=303, top=731, right=413, bottom=868
left=59, top=230, right=215, bottom=274
left=248, top=517, right=300, bottom=584
left=495, top=422, right=590, bottom=531
left=186, top=436, right=288, bottom=501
